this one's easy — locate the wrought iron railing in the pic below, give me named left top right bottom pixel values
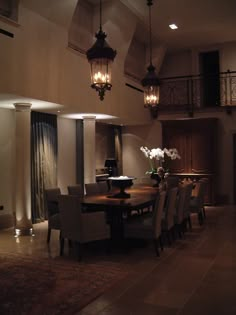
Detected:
left=158, top=70, right=236, bottom=114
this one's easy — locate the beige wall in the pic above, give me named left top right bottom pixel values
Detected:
left=0, top=109, right=15, bottom=228
left=0, top=109, right=15, bottom=214
left=160, top=42, right=236, bottom=77
left=159, top=50, right=192, bottom=77
left=0, top=4, right=151, bottom=125
left=57, top=118, right=76, bottom=194
left=96, top=123, right=115, bottom=170
left=122, top=121, right=162, bottom=183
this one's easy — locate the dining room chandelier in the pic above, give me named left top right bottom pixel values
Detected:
left=141, top=0, right=160, bottom=112
left=86, top=0, right=117, bottom=101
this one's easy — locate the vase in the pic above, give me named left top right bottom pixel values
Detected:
left=150, top=172, right=161, bottom=187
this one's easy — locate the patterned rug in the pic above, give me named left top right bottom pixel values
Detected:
left=0, top=253, right=128, bottom=315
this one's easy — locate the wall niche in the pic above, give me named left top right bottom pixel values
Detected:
left=162, top=118, right=218, bottom=204
left=0, top=0, right=18, bottom=22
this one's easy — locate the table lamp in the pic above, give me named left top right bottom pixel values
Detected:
left=104, top=158, right=117, bottom=176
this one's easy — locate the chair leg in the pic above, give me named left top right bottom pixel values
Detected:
left=202, top=206, right=206, bottom=219
left=181, top=222, right=186, bottom=237
left=47, top=228, right=51, bottom=243
left=198, top=211, right=204, bottom=225
left=76, top=242, right=82, bottom=261
left=177, top=224, right=183, bottom=239
left=167, top=231, right=172, bottom=246
left=60, top=237, right=64, bottom=256
left=171, top=227, right=176, bottom=241
left=188, top=215, right=192, bottom=230
left=106, top=239, right=111, bottom=254
left=159, top=235, right=164, bottom=251
left=154, top=239, right=160, bottom=257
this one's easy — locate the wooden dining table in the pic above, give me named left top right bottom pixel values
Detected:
left=82, top=184, right=159, bottom=244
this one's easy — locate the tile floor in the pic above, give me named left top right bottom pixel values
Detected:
left=0, top=205, right=236, bottom=315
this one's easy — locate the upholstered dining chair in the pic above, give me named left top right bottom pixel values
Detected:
left=85, top=183, right=100, bottom=195
left=161, top=187, right=178, bottom=246
left=44, top=187, right=61, bottom=243
left=67, top=184, right=84, bottom=197
left=58, top=195, right=111, bottom=260
left=183, top=182, right=194, bottom=231
left=98, top=181, right=109, bottom=194
left=174, top=185, right=187, bottom=238
left=166, top=176, right=180, bottom=190
left=123, top=191, right=167, bottom=257
left=189, top=179, right=207, bottom=225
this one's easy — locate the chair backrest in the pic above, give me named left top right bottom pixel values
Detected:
left=165, top=187, right=178, bottom=229
left=183, top=183, right=193, bottom=217
left=58, top=195, right=82, bottom=241
left=166, top=176, right=179, bottom=190
left=176, top=185, right=187, bottom=224
left=153, top=191, right=167, bottom=238
left=67, top=184, right=84, bottom=197
left=44, top=187, right=61, bottom=201
left=44, top=187, right=61, bottom=216
left=85, top=183, right=100, bottom=195
left=196, top=180, right=207, bottom=206
left=98, top=181, right=109, bottom=194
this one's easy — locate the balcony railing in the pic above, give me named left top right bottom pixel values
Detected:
left=158, top=70, right=236, bottom=115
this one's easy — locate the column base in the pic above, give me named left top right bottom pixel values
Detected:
left=14, top=227, right=34, bottom=237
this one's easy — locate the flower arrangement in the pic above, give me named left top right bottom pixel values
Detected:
left=140, top=146, right=181, bottom=174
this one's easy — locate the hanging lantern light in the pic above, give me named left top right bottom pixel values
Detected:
left=86, top=0, right=117, bottom=101
left=141, top=0, right=160, bottom=110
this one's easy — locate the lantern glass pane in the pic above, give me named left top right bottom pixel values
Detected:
left=90, top=58, right=112, bottom=86
left=144, top=85, right=160, bottom=106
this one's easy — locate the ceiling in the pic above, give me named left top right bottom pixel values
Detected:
left=21, top=0, right=236, bottom=52
left=2, top=0, right=236, bottom=124
left=121, top=0, right=236, bottom=52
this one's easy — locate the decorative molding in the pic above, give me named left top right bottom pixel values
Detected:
left=0, top=14, right=19, bottom=27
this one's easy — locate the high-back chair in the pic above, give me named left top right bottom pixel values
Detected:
left=98, top=181, right=109, bottom=194
left=44, top=187, right=61, bottom=243
left=161, top=187, right=178, bottom=245
left=58, top=195, right=111, bottom=260
left=183, top=182, right=194, bottom=230
left=166, top=176, right=179, bottom=190
left=189, top=179, right=207, bottom=225
left=124, top=191, right=167, bottom=256
left=174, top=185, right=187, bottom=238
left=85, top=183, right=100, bottom=195
left=67, top=184, right=84, bottom=197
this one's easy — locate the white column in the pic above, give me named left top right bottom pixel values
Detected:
left=14, top=103, right=33, bottom=236
left=83, top=116, right=96, bottom=184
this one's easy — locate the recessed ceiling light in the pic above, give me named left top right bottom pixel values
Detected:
left=169, top=24, right=178, bottom=30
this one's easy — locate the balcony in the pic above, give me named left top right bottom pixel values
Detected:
left=157, top=70, right=236, bottom=116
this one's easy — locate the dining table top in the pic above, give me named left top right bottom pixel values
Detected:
left=82, top=184, right=159, bottom=211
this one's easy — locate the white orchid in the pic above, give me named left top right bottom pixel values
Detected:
left=150, top=148, right=165, bottom=160
left=163, top=148, right=181, bottom=160
left=140, top=146, right=181, bottom=174
left=140, top=146, right=150, bottom=158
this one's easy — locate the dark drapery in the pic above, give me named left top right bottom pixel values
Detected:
left=31, top=111, right=58, bottom=223
left=76, top=119, right=84, bottom=188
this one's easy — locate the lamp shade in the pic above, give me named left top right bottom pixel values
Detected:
left=104, top=158, right=117, bottom=168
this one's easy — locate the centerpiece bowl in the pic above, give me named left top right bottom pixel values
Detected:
left=108, top=176, right=135, bottom=198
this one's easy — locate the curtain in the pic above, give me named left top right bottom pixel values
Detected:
left=76, top=119, right=84, bottom=188
left=31, top=112, right=57, bottom=223
left=114, top=126, right=122, bottom=176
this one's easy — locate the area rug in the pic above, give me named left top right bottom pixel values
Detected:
left=0, top=252, right=128, bottom=315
